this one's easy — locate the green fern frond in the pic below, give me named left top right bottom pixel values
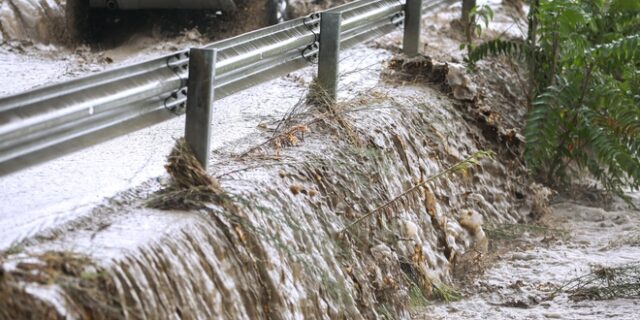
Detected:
left=467, top=0, right=640, bottom=194
left=586, top=121, right=640, bottom=189
left=466, top=39, right=532, bottom=64
left=590, top=35, right=640, bottom=68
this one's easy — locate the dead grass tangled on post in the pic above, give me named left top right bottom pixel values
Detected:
left=306, top=78, right=361, bottom=146
left=306, top=78, right=333, bottom=110
left=165, top=137, right=218, bottom=189
left=147, top=138, right=226, bottom=210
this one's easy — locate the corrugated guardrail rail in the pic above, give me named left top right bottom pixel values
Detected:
left=0, top=0, right=456, bottom=176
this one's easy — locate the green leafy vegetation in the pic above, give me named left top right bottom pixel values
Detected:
left=466, top=0, right=640, bottom=198
left=461, top=3, right=494, bottom=53
left=484, top=223, right=568, bottom=241
left=431, top=282, right=462, bottom=302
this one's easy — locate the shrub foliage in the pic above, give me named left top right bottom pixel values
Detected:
left=467, top=0, right=640, bottom=196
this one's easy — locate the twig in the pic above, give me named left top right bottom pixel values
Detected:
left=236, top=117, right=323, bottom=158
left=506, top=57, right=529, bottom=99
left=340, top=151, right=495, bottom=233
left=272, top=93, right=308, bottom=137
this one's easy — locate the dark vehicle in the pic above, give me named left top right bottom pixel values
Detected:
left=88, top=0, right=290, bottom=24
left=66, top=0, right=292, bottom=41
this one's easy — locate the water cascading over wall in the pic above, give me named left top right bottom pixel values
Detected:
left=0, top=0, right=65, bottom=43
left=0, top=71, right=529, bottom=318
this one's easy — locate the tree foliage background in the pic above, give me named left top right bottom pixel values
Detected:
left=467, top=0, right=640, bottom=198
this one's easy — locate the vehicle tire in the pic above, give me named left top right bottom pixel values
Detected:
left=266, top=0, right=289, bottom=25
left=65, top=0, right=91, bottom=43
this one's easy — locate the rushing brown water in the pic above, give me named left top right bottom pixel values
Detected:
left=0, top=63, right=529, bottom=318
left=1, top=2, right=541, bottom=319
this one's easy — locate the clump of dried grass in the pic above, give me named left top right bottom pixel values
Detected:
left=273, top=124, right=309, bottom=150
left=0, top=251, right=124, bottom=319
left=306, top=78, right=361, bottom=146
left=147, top=138, right=226, bottom=210
left=484, top=223, right=567, bottom=241
left=165, top=137, right=219, bottom=189
left=385, top=55, right=450, bottom=87
left=306, top=78, right=333, bottom=109
left=0, top=284, right=59, bottom=319
left=556, top=263, right=640, bottom=301
left=432, top=282, right=462, bottom=302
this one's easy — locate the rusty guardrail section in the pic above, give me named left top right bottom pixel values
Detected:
left=0, top=0, right=456, bottom=176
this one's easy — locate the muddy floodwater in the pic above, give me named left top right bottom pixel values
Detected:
left=1, top=0, right=639, bottom=319
left=420, top=193, right=640, bottom=320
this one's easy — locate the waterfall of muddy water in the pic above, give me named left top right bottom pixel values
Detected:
left=0, top=81, right=528, bottom=318
left=0, top=0, right=65, bottom=43
left=0, top=0, right=348, bottom=45
left=0, top=3, right=533, bottom=319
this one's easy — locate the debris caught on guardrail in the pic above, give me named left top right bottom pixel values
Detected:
left=307, top=78, right=361, bottom=146
left=385, top=55, right=478, bottom=101
left=147, top=138, right=225, bottom=210
left=385, top=54, right=449, bottom=88
left=306, top=77, right=335, bottom=109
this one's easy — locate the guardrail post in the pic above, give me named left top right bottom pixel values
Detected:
left=185, top=48, right=217, bottom=170
left=317, top=11, right=342, bottom=103
left=403, top=0, right=423, bottom=56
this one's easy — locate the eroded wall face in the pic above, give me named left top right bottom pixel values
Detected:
left=0, top=0, right=65, bottom=43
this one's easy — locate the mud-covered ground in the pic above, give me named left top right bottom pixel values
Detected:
left=1, top=0, right=639, bottom=319
left=407, top=3, right=640, bottom=319
left=417, top=192, right=640, bottom=320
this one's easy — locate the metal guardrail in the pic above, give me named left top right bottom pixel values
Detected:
left=0, top=0, right=456, bottom=176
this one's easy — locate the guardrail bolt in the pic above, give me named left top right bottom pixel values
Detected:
left=185, top=48, right=217, bottom=170
left=403, top=0, right=423, bottom=57
left=317, top=11, right=343, bottom=103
